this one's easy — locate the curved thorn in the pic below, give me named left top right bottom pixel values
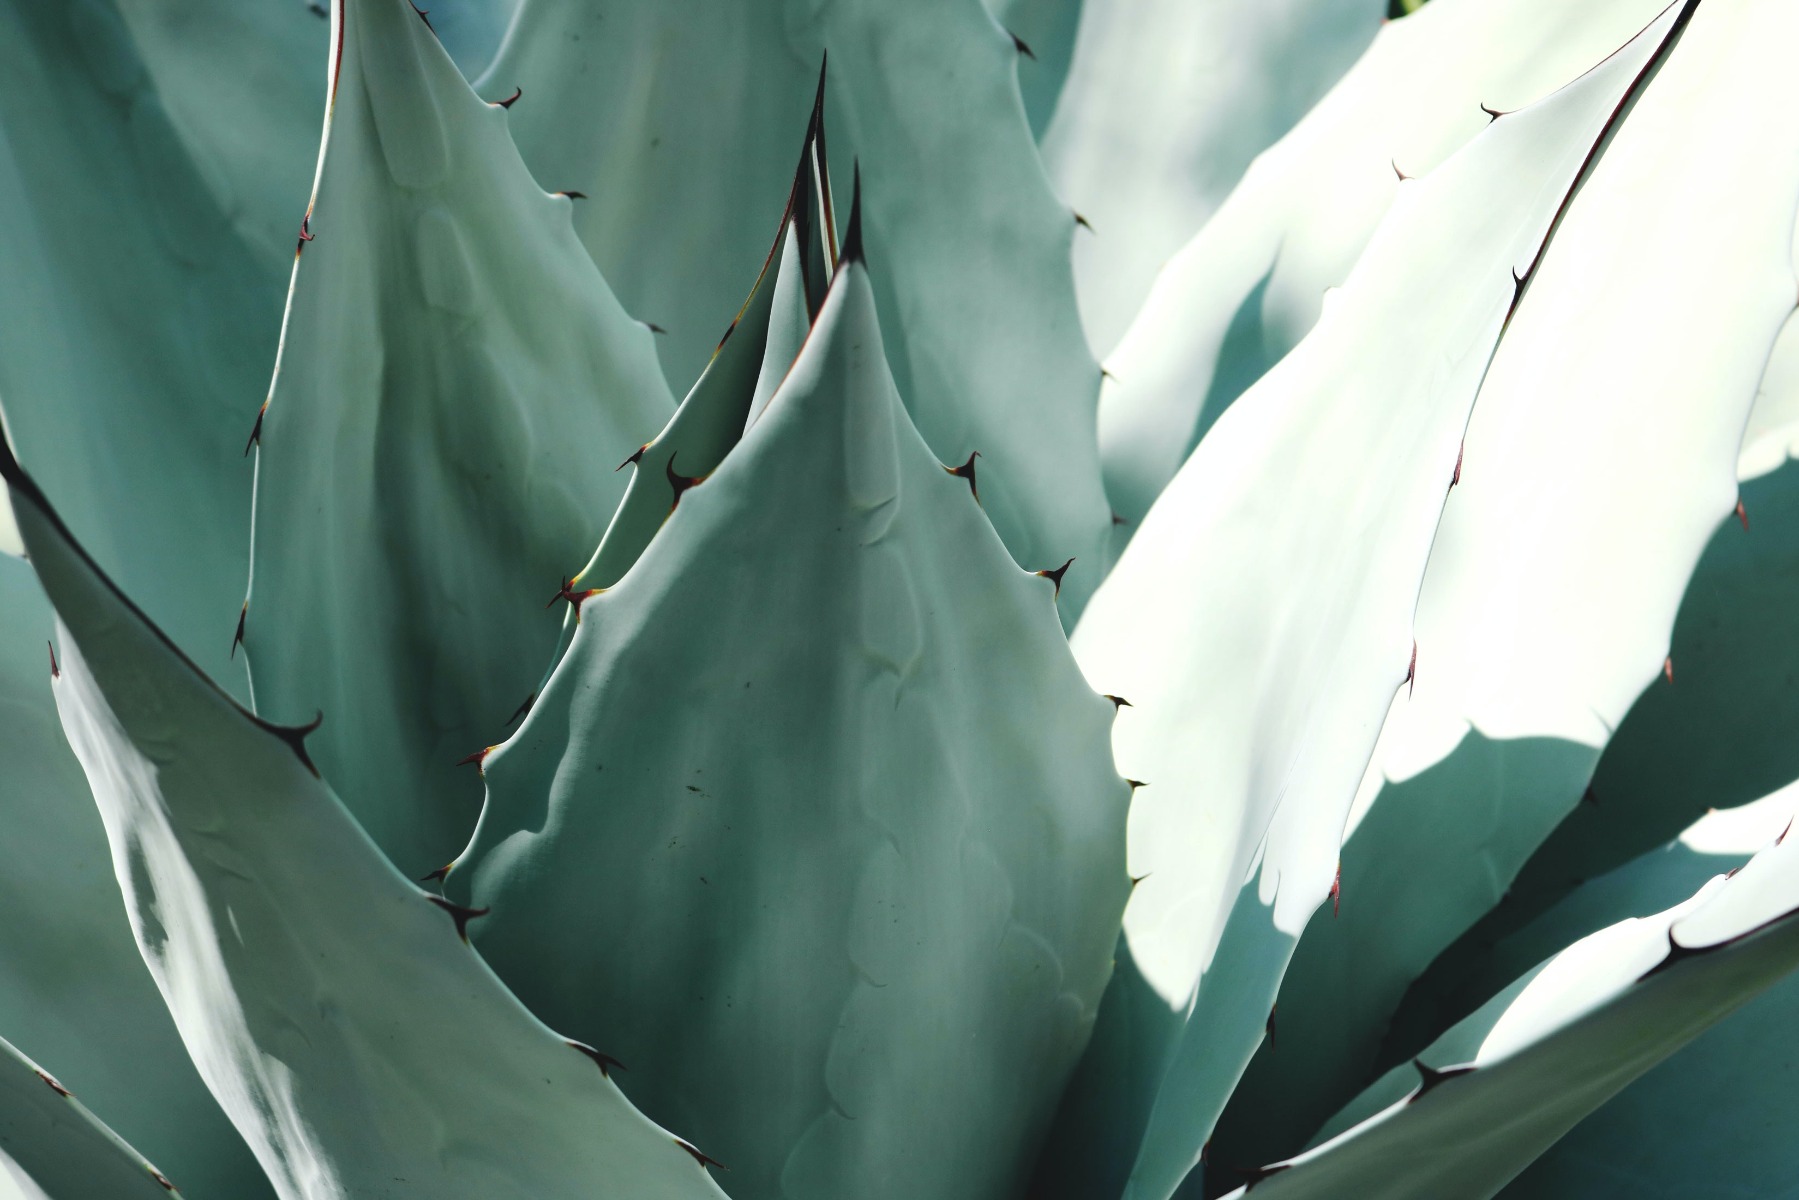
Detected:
left=504, top=691, right=536, bottom=728
left=492, top=86, right=522, bottom=109
left=646, top=322, right=668, bottom=335
left=1103, top=694, right=1132, bottom=709
left=34, top=1068, right=70, bottom=1098
left=1664, top=655, right=1675, bottom=684
left=1035, top=557, right=1075, bottom=598
left=1009, top=30, right=1036, bottom=59
left=230, top=603, right=247, bottom=659
left=617, top=444, right=648, bottom=472
left=1330, top=864, right=1342, bottom=917
left=1410, top=1057, right=1476, bottom=1100
left=1737, top=498, right=1749, bottom=530
left=1481, top=102, right=1506, bottom=122
left=567, top=1039, right=626, bottom=1078
left=945, top=451, right=981, bottom=501
left=554, top=190, right=587, bottom=201
left=665, top=452, right=703, bottom=509
left=426, top=894, right=489, bottom=942
left=1126, top=779, right=1147, bottom=792
left=243, top=404, right=267, bottom=457
left=674, top=1136, right=728, bottom=1172
left=1406, top=640, right=1417, bottom=697
left=1074, top=211, right=1094, bottom=233
left=419, top=862, right=453, bottom=884
left=454, top=747, right=492, bottom=769
left=47, top=640, right=59, bottom=679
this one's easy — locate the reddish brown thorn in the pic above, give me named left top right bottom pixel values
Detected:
left=34, top=1068, right=70, bottom=1098
left=1663, top=655, right=1674, bottom=684
left=492, top=86, right=522, bottom=109
left=945, top=451, right=981, bottom=501
left=546, top=577, right=598, bottom=610
left=298, top=214, right=314, bottom=245
left=617, top=444, right=648, bottom=472
left=1129, top=871, right=1151, bottom=889
left=666, top=453, right=703, bottom=509
left=1406, top=640, right=1417, bottom=697
left=1392, top=159, right=1410, bottom=181
left=646, top=322, right=668, bottom=335
left=1330, top=864, right=1341, bottom=917
left=47, top=641, right=59, bottom=679
left=243, top=403, right=267, bottom=457
left=454, top=747, right=492, bottom=769
left=1074, top=211, right=1094, bottom=232
left=1451, top=441, right=1463, bottom=489
left=1481, top=102, right=1506, bottom=122
left=409, top=0, right=434, bottom=32
left=1265, top=1004, right=1277, bottom=1049
left=504, top=691, right=535, bottom=728
left=427, top=894, right=489, bottom=941
left=568, top=1039, right=626, bottom=1078
left=1410, top=1058, right=1475, bottom=1100
left=1036, top=557, right=1075, bottom=598
left=1009, top=30, right=1036, bottom=59
left=555, top=190, right=587, bottom=200
left=151, top=1168, right=177, bottom=1191
left=1778, top=816, right=1794, bottom=846
left=230, top=602, right=247, bottom=659
left=1104, top=694, right=1132, bottom=709
left=674, top=1136, right=727, bottom=1172
left=419, top=862, right=453, bottom=884
left=1126, top=779, right=1147, bottom=791
left=1737, top=498, right=1749, bottom=530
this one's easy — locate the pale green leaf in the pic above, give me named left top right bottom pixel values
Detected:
left=241, top=0, right=674, bottom=877
left=448, top=255, right=1130, bottom=1200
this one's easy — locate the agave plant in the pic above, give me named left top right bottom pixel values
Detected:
left=3, top=0, right=1799, bottom=1196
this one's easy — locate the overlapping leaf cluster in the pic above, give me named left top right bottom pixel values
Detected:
left=3, top=1, right=1798, bottom=1198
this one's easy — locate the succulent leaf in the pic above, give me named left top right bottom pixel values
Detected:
left=448, top=257, right=1130, bottom=1200
left=1097, top=0, right=1673, bottom=528
left=0, top=558, right=268, bottom=1200
left=0, top=0, right=296, bottom=688
left=1043, top=0, right=1385, bottom=353
left=241, top=0, right=674, bottom=877
left=0, top=1033, right=185, bottom=1198
left=1064, top=6, right=1692, bottom=1194
left=1, top=423, right=726, bottom=1200
left=1257, top=796, right=1799, bottom=1200
left=1488, top=788, right=1799, bottom=1197
left=1214, top=0, right=1799, bottom=1167
left=484, top=0, right=1111, bottom=618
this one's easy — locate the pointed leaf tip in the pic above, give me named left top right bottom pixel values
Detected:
left=839, top=162, right=865, bottom=267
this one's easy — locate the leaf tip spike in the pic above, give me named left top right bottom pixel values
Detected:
left=840, top=161, right=865, bottom=267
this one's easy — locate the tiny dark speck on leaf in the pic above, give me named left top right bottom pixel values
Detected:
left=686, top=785, right=702, bottom=793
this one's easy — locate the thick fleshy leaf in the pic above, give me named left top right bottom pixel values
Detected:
left=1064, top=8, right=1691, bottom=1196
left=1491, top=789, right=1799, bottom=1198
left=1042, top=0, right=1384, bottom=353
left=241, top=0, right=673, bottom=877
left=448, top=255, right=1130, bottom=1200
left=2, top=422, right=725, bottom=1200
left=1214, top=0, right=1799, bottom=1167
left=0, top=1, right=295, bottom=689
left=1253, top=799, right=1799, bottom=1200
left=0, top=557, right=268, bottom=1200
left=1390, top=452, right=1799, bottom=1063
left=108, top=0, right=325, bottom=276
left=1097, top=0, right=1672, bottom=527
left=485, top=0, right=1111, bottom=618
left=0, top=1035, right=182, bottom=1198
